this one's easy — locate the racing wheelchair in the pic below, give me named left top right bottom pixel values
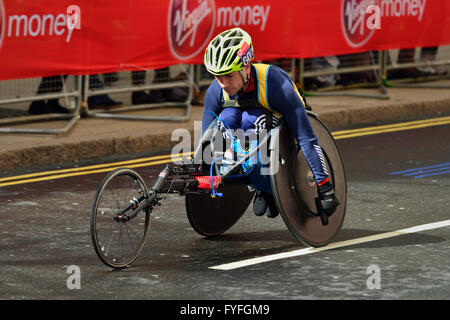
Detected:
left=90, top=111, right=347, bottom=269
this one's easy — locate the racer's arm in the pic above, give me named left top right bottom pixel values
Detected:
left=202, top=80, right=223, bottom=135
left=267, top=66, right=329, bottom=184
left=267, top=66, right=339, bottom=219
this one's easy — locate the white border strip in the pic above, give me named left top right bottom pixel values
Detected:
left=209, top=219, right=450, bottom=270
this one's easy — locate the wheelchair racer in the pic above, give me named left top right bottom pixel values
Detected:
left=202, top=27, right=339, bottom=220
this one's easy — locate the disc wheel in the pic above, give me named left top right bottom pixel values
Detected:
left=187, top=122, right=255, bottom=237
left=271, top=113, right=347, bottom=247
left=185, top=184, right=254, bottom=237
left=90, top=168, right=150, bottom=268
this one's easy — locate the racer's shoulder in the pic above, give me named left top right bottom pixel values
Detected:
left=205, top=79, right=222, bottom=98
left=266, top=64, right=291, bottom=82
left=204, top=79, right=223, bottom=108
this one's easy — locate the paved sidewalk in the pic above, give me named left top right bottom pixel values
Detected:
left=1, top=82, right=450, bottom=172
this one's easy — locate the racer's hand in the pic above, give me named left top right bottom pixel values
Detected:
left=316, top=181, right=340, bottom=217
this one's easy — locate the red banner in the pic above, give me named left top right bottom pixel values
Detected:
left=0, top=0, right=449, bottom=80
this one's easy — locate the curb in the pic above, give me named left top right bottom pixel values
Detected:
left=1, top=130, right=197, bottom=171
left=318, top=97, right=450, bottom=129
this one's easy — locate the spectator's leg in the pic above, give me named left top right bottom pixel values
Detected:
left=131, top=71, right=164, bottom=104
left=421, top=46, right=438, bottom=58
left=397, top=48, right=415, bottom=64
left=29, top=76, right=69, bottom=114
left=157, top=67, right=188, bottom=102
left=87, top=75, right=123, bottom=109
left=393, top=48, right=426, bottom=79
left=103, top=72, right=119, bottom=86
left=418, top=47, right=445, bottom=75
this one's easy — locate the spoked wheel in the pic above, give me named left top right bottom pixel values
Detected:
left=90, top=168, right=150, bottom=268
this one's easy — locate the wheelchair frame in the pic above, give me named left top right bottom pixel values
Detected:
left=90, top=111, right=347, bottom=268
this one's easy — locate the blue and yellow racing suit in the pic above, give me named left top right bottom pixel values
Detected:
left=202, top=63, right=330, bottom=192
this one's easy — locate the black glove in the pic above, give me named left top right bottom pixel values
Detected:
left=315, top=181, right=340, bottom=225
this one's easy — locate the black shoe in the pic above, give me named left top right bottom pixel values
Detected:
left=28, top=101, right=48, bottom=115
left=88, top=95, right=123, bottom=110
left=253, top=191, right=269, bottom=216
left=132, top=90, right=165, bottom=105
left=162, top=87, right=188, bottom=102
left=253, top=191, right=279, bottom=218
left=148, top=90, right=167, bottom=103
left=28, top=100, right=69, bottom=115
left=265, top=194, right=279, bottom=218
left=47, top=99, right=70, bottom=113
left=389, top=68, right=429, bottom=80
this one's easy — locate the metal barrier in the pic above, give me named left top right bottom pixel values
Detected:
left=194, top=64, right=215, bottom=90
left=298, top=51, right=389, bottom=99
left=83, top=65, right=194, bottom=122
left=383, top=45, right=450, bottom=89
left=0, top=75, right=82, bottom=134
left=1, top=47, right=449, bottom=136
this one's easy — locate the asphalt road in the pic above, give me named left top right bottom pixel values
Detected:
left=0, top=119, right=449, bottom=305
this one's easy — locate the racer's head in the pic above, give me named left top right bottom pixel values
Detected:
left=204, top=27, right=254, bottom=96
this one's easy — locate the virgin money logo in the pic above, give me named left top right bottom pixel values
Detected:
left=168, top=0, right=215, bottom=60
left=0, top=0, right=5, bottom=51
left=342, top=0, right=379, bottom=48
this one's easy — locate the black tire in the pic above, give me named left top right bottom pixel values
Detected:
left=90, top=168, right=150, bottom=268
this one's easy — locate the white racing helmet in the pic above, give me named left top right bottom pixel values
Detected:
left=204, top=27, right=254, bottom=76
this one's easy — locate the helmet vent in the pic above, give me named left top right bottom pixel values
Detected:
left=222, top=30, right=231, bottom=37
left=229, top=51, right=238, bottom=66
left=215, top=48, right=221, bottom=65
left=208, top=48, right=213, bottom=65
left=221, top=48, right=231, bottom=67
left=212, top=37, right=221, bottom=48
left=229, top=29, right=241, bottom=38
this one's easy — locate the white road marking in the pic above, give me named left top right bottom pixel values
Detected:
left=209, top=219, right=450, bottom=270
